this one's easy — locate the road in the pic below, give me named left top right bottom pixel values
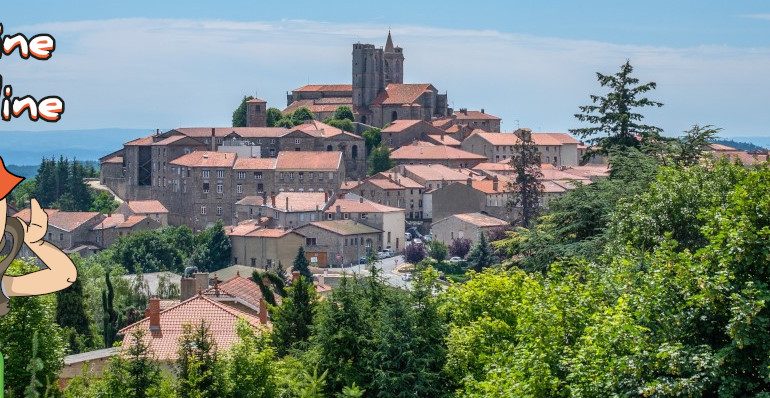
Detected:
left=320, top=255, right=410, bottom=290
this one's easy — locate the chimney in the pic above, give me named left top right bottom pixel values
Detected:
left=271, top=193, right=276, bottom=207
left=460, top=108, right=467, bottom=115
left=180, top=277, right=195, bottom=301
left=194, top=272, right=209, bottom=293
left=292, top=271, right=301, bottom=283
left=492, top=176, right=499, bottom=191
left=336, top=205, right=342, bottom=217
left=324, top=191, right=329, bottom=202
left=155, top=128, right=160, bottom=136
left=440, top=132, right=445, bottom=141
left=481, top=108, right=485, bottom=114
left=466, top=177, right=472, bottom=186
left=259, top=298, right=268, bottom=324
left=285, top=196, right=289, bottom=211
left=210, top=128, right=216, bottom=151
left=212, top=276, right=220, bottom=297
left=147, top=297, right=160, bottom=332
left=359, top=196, right=364, bottom=203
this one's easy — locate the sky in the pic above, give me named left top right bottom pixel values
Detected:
left=1, top=0, right=770, bottom=137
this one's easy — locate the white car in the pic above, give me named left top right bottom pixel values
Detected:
left=449, top=256, right=463, bottom=264
left=413, top=238, right=423, bottom=244
left=376, top=251, right=389, bottom=259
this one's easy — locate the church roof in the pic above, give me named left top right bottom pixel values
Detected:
left=372, top=84, right=435, bottom=106
left=385, top=31, right=395, bottom=52
left=292, top=84, right=352, bottom=93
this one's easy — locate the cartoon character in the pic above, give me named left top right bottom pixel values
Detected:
left=0, top=157, right=77, bottom=316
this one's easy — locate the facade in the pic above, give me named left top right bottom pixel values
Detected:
left=295, top=220, right=382, bottom=267
left=227, top=226, right=305, bottom=270
left=431, top=178, right=515, bottom=223
left=431, top=212, right=508, bottom=246
left=324, top=194, right=406, bottom=253
left=380, top=119, right=447, bottom=148
left=117, top=200, right=169, bottom=226
left=234, top=191, right=330, bottom=228
left=350, top=172, right=425, bottom=221
left=92, top=214, right=162, bottom=248
left=461, top=129, right=581, bottom=166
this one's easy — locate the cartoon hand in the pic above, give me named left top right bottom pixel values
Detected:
left=18, top=199, right=48, bottom=246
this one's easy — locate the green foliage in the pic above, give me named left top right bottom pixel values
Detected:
left=361, top=128, right=382, bottom=155
left=508, top=131, right=543, bottom=227
left=276, top=117, right=295, bottom=128
left=325, top=118, right=354, bottom=132
left=94, top=328, right=167, bottom=398
left=367, top=145, right=393, bottom=175
left=223, top=320, right=278, bottom=398
left=670, top=124, right=721, bottom=166
left=465, top=233, right=495, bottom=272
left=90, top=190, right=119, bottom=214
left=427, top=240, right=448, bottom=262
left=177, top=321, right=225, bottom=398
left=291, top=107, right=315, bottom=125
left=570, top=60, right=664, bottom=155
left=8, top=178, right=36, bottom=208
left=293, top=246, right=312, bottom=278
left=188, top=221, right=232, bottom=272
left=111, top=230, right=187, bottom=273
left=56, top=277, right=93, bottom=353
left=333, top=106, right=354, bottom=122
left=266, top=107, right=283, bottom=127
left=0, top=261, right=65, bottom=398
left=271, top=275, right=317, bottom=356
left=232, top=95, right=254, bottom=127
left=102, top=270, right=119, bottom=347
left=33, top=156, right=98, bottom=211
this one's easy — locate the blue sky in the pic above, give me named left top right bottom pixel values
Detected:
left=1, top=1, right=770, bottom=137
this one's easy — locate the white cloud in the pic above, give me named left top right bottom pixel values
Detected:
left=0, top=18, right=768, bottom=137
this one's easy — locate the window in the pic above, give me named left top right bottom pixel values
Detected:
left=295, top=138, right=301, bottom=144
left=234, top=257, right=238, bottom=264
left=251, top=258, right=256, bottom=266
left=237, top=171, right=245, bottom=179
left=237, top=184, right=243, bottom=193
left=344, top=213, right=350, bottom=219
left=217, top=206, right=223, bottom=216
left=59, top=233, right=64, bottom=241
left=217, top=184, right=223, bottom=193
left=387, top=231, right=391, bottom=243
left=255, top=171, right=263, bottom=179
left=202, top=170, right=210, bottom=178
left=203, top=182, right=210, bottom=193
left=257, top=183, right=264, bottom=192
left=306, top=237, right=317, bottom=246
left=328, top=172, right=334, bottom=180
left=327, top=213, right=333, bottom=220
left=217, top=170, right=224, bottom=179
left=326, top=145, right=333, bottom=151
left=352, top=145, right=358, bottom=159
left=201, top=206, right=206, bottom=215
left=360, top=213, right=367, bottom=219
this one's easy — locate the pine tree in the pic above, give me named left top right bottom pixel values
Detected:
left=124, top=329, right=162, bottom=398
left=570, top=60, right=663, bottom=156
left=508, top=129, right=543, bottom=227
left=23, top=331, right=43, bottom=398
left=466, top=233, right=496, bottom=272
left=102, top=271, right=118, bottom=347
left=56, top=278, right=93, bottom=352
left=293, top=247, right=312, bottom=278
left=271, top=275, right=317, bottom=356
left=177, top=321, right=224, bottom=398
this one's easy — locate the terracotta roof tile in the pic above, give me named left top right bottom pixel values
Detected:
left=204, top=275, right=264, bottom=311
left=169, top=151, right=237, bottom=168
left=15, top=208, right=100, bottom=232
left=292, top=84, right=352, bottom=93
left=326, top=197, right=403, bottom=214
left=302, top=220, right=381, bottom=236
left=531, top=132, right=581, bottom=146
left=101, top=155, right=123, bottom=164
left=119, top=215, right=151, bottom=228
left=381, top=119, right=422, bottom=133
left=372, top=83, right=434, bottom=106
left=453, top=110, right=501, bottom=120
left=402, top=164, right=474, bottom=182
left=235, top=196, right=267, bottom=206
left=426, top=134, right=461, bottom=146
left=275, top=151, right=342, bottom=171
left=233, top=158, right=276, bottom=170
left=118, top=295, right=264, bottom=361
left=173, top=127, right=287, bottom=138
left=268, top=192, right=328, bottom=212
left=127, top=200, right=168, bottom=214
left=391, top=144, right=486, bottom=161
left=124, top=136, right=155, bottom=146
left=451, top=212, right=508, bottom=227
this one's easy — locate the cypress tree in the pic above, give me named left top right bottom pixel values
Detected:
left=270, top=275, right=317, bottom=356
left=102, top=271, right=118, bottom=347
left=508, top=129, right=543, bottom=227
left=293, top=247, right=312, bottom=278
left=56, top=278, right=93, bottom=352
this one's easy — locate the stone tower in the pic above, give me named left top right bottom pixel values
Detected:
left=246, top=98, right=267, bottom=127
left=352, top=43, right=384, bottom=110
left=383, top=31, right=404, bottom=85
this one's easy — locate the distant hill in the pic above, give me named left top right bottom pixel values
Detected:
left=713, top=138, right=767, bottom=152
left=0, top=128, right=149, bottom=165
left=729, top=136, right=770, bottom=150
left=7, top=165, right=38, bottom=179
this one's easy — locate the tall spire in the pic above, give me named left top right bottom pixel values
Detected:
left=385, top=30, right=394, bottom=52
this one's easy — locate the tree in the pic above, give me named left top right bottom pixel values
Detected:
left=56, top=277, right=93, bottom=352
left=448, top=238, right=472, bottom=259
left=177, top=321, right=224, bottom=398
left=271, top=275, right=317, bottom=356
left=90, top=190, right=119, bottom=214
left=0, top=262, right=65, bottom=398
left=111, top=231, right=185, bottom=273
left=224, top=320, right=277, bottom=398
left=508, top=130, right=543, bottom=227
left=102, top=270, right=119, bottom=347
left=292, top=247, right=312, bottom=279
left=9, top=178, right=36, bottom=208
left=570, top=60, right=663, bottom=155
left=427, top=240, right=448, bottom=262
left=326, top=118, right=354, bottom=132
left=266, top=107, right=283, bottom=127
left=368, top=145, right=393, bottom=175
left=291, top=107, right=315, bottom=125
left=275, top=117, right=295, bottom=128
left=232, top=95, right=254, bottom=127
left=362, top=128, right=382, bottom=156
left=189, top=221, right=232, bottom=272
left=466, top=233, right=496, bottom=272
left=672, top=124, right=721, bottom=166
left=404, top=243, right=426, bottom=264
left=333, top=106, right=355, bottom=122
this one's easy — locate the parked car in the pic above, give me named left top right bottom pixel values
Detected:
left=402, top=273, right=413, bottom=281
left=412, top=238, right=423, bottom=245
left=358, top=256, right=368, bottom=265
left=449, top=256, right=463, bottom=264
left=422, top=234, right=433, bottom=242
left=376, top=251, right=390, bottom=259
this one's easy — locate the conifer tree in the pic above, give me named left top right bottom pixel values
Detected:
left=571, top=60, right=663, bottom=155
left=293, top=247, right=312, bottom=278
left=508, top=129, right=543, bottom=227
left=177, top=321, right=223, bottom=398
left=271, top=275, right=317, bottom=356
left=232, top=95, right=254, bottom=127
left=102, top=271, right=118, bottom=347
left=466, top=233, right=496, bottom=272
left=56, top=278, right=93, bottom=352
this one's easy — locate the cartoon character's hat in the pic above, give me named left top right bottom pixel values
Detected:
left=0, top=157, right=24, bottom=201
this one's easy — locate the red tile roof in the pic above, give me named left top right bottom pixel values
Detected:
left=372, top=84, right=434, bottom=106
left=173, top=127, right=287, bottom=138
left=204, top=275, right=265, bottom=312
left=304, top=220, right=381, bottom=236
left=470, top=179, right=514, bottom=194
left=291, top=120, right=352, bottom=138
left=15, top=208, right=101, bottom=232
left=269, top=192, right=328, bottom=212
left=235, top=196, right=267, bottom=207
left=127, top=200, right=168, bottom=214
left=292, top=84, right=352, bottom=93
left=426, top=134, right=461, bottom=146
left=247, top=98, right=267, bottom=103
left=124, top=136, right=155, bottom=146
left=467, top=131, right=521, bottom=146
left=367, top=172, right=423, bottom=190
left=169, top=151, right=237, bottom=168
left=118, top=295, right=264, bottom=361
left=390, top=144, right=487, bottom=162
left=233, top=158, right=277, bottom=170
left=101, top=155, right=123, bottom=164
left=326, top=197, right=403, bottom=214
left=451, top=212, right=508, bottom=227
left=453, top=110, right=501, bottom=120
left=402, top=164, right=475, bottom=182
left=531, top=132, right=581, bottom=146
left=275, top=151, right=342, bottom=171
left=381, top=119, right=422, bottom=133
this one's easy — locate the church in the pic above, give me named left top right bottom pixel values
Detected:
left=284, top=32, right=450, bottom=128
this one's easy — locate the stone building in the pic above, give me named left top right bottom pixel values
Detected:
left=234, top=191, right=330, bottom=229
left=461, top=129, right=581, bottom=166
left=226, top=224, right=306, bottom=269
left=380, top=119, right=447, bottom=149
left=348, top=172, right=424, bottom=221
left=92, top=214, right=162, bottom=248
left=431, top=178, right=515, bottom=223
left=435, top=109, right=501, bottom=132
left=390, top=141, right=487, bottom=168
left=116, top=200, right=169, bottom=226
left=324, top=194, right=406, bottom=253
left=295, top=220, right=382, bottom=267
left=431, top=212, right=508, bottom=246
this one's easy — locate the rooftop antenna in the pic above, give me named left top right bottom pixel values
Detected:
left=515, top=119, right=520, bottom=129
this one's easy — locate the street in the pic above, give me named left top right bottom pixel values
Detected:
left=320, top=255, right=410, bottom=290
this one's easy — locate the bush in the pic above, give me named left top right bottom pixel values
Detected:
left=404, top=243, right=427, bottom=264
left=428, top=240, right=448, bottom=262
left=449, top=238, right=472, bottom=259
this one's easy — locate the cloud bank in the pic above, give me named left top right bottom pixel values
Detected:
left=0, top=18, right=768, bottom=137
